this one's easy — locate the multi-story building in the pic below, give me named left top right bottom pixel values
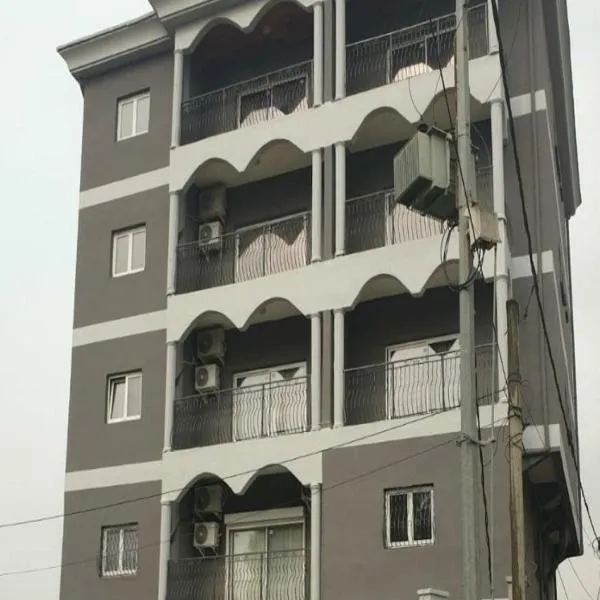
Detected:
left=57, top=0, right=582, bottom=599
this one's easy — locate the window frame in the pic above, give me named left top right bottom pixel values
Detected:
left=384, top=486, right=434, bottom=549
left=101, top=523, right=139, bottom=577
left=116, top=91, right=150, bottom=141
left=106, top=371, right=143, bottom=424
left=111, top=225, right=146, bottom=278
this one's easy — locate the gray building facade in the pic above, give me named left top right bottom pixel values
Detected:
left=58, top=0, right=582, bottom=599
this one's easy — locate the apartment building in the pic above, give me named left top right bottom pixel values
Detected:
left=57, top=0, right=581, bottom=599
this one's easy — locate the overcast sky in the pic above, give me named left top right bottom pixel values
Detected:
left=0, top=1, right=598, bottom=599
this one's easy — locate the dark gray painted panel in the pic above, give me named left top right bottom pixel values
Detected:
left=322, top=432, right=511, bottom=600
left=74, top=186, right=169, bottom=328
left=80, top=53, right=173, bottom=191
left=67, top=331, right=166, bottom=472
left=60, top=482, right=161, bottom=600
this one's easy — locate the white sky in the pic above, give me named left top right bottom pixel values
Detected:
left=0, top=1, right=597, bottom=599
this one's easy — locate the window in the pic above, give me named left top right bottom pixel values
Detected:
left=117, top=92, right=150, bottom=140
left=101, top=524, right=139, bottom=577
left=107, top=372, right=142, bottom=423
left=112, top=226, right=146, bottom=277
left=385, top=486, right=434, bottom=548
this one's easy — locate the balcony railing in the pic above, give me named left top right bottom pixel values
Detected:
left=181, top=61, right=313, bottom=144
left=346, top=190, right=443, bottom=254
left=344, top=345, right=494, bottom=426
left=172, top=377, right=309, bottom=450
left=346, top=5, right=489, bottom=96
left=176, top=212, right=311, bottom=294
left=167, top=550, right=307, bottom=600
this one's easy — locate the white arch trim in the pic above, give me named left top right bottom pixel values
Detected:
left=170, top=54, right=501, bottom=192
left=175, top=0, right=319, bottom=52
left=167, top=232, right=458, bottom=342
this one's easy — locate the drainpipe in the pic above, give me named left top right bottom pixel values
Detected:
left=157, top=498, right=172, bottom=600
left=334, top=0, right=346, bottom=100
left=334, top=143, right=346, bottom=256
left=163, top=341, right=177, bottom=453
left=171, top=49, right=184, bottom=149
left=333, top=308, right=345, bottom=427
left=310, top=483, right=322, bottom=600
left=311, top=313, right=322, bottom=431
left=313, top=0, right=324, bottom=106
left=312, top=150, right=323, bottom=262
left=166, top=191, right=180, bottom=296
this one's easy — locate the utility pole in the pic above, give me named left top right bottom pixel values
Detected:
left=455, top=2, right=479, bottom=600
left=507, top=299, right=526, bottom=600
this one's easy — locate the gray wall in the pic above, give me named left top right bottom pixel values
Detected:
left=322, top=432, right=511, bottom=600
left=60, top=482, right=161, bottom=600
left=74, top=186, right=169, bottom=328
left=67, top=331, right=166, bottom=472
left=80, top=52, right=173, bottom=191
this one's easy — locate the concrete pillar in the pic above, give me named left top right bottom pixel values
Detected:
left=334, top=0, right=346, bottom=99
left=334, top=142, right=346, bottom=257
left=171, top=49, right=184, bottom=148
left=313, top=1, right=324, bottom=106
left=166, top=191, right=180, bottom=296
left=163, top=342, right=177, bottom=453
left=310, top=483, right=322, bottom=600
left=157, top=499, right=172, bottom=600
left=333, top=308, right=345, bottom=427
left=312, top=150, right=323, bottom=262
left=311, top=314, right=322, bottom=431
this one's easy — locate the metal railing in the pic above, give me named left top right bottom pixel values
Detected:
left=172, top=377, right=309, bottom=450
left=346, top=190, right=444, bottom=254
left=346, top=5, right=488, bottom=96
left=181, top=61, right=313, bottom=144
left=176, top=212, right=311, bottom=294
left=344, top=345, right=494, bottom=426
left=167, top=550, right=307, bottom=600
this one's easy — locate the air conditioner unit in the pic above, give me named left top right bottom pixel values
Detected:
left=195, top=364, right=220, bottom=392
left=193, top=522, right=220, bottom=550
left=198, top=221, right=222, bottom=250
left=197, top=328, right=226, bottom=361
left=394, top=129, right=455, bottom=221
left=198, top=186, right=227, bottom=222
left=194, top=485, right=224, bottom=517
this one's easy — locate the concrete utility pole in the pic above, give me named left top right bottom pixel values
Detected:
left=507, top=299, right=526, bottom=600
left=455, top=2, right=479, bottom=600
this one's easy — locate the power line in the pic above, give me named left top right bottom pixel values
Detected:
left=489, top=0, right=600, bottom=545
left=0, top=418, right=509, bottom=579
left=567, top=559, right=595, bottom=600
left=558, top=569, right=571, bottom=600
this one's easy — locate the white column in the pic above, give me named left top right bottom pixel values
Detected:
left=312, top=150, right=323, bottom=262
left=334, top=142, right=346, bottom=257
left=310, top=483, right=322, bottom=600
left=167, top=191, right=180, bottom=296
left=171, top=49, right=184, bottom=148
left=313, top=1, right=324, bottom=106
left=334, top=0, right=346, bottom=99
left=333, top=308, right=345, bottom=428
left=157, top=499, right=172, bottom=600
left=163, top=341, right=177, bottom=453
left=487, top=0, right=499, bottom=54
left=311, top=314, right=322, bottom=431
left=491, top=95, right=508, bottom=402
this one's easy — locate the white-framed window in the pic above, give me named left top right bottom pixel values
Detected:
left=101, top=523, right=139, bottom=577
left=117, top=91, right=150, bottom=140
left=385, top=486, right=434, bottom=548
left=225, top=508, right=305, bottom=599
left=112, top=226, right=146, bottom=277
left=107, top=372, right=142, bottom=423
left=232, top=362, right=308, bottom=440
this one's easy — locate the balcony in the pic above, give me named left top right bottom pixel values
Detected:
left=181, top=61, right=313, bottom=145
left=345, top=345, right=494, bottom=426
left=172, top=376, right=310, bottom=451
left=167, top=550, right=307, bottom=600
left=176, top=212, right=311, bottom=295
left=346, top=4, right=489, bottom=97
